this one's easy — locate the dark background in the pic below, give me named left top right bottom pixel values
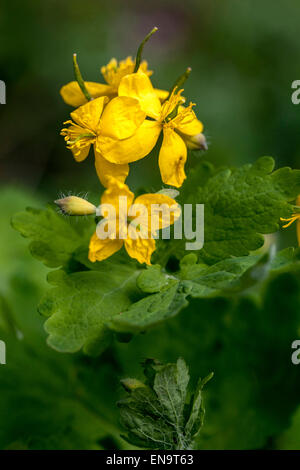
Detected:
left=1, top=0, right=299, bottom=199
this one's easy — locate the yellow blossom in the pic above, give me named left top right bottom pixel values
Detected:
left=60, top=95, right=146, bottom=187
left=88, top=180, right=180, bottom=265
left=99, top=72, right=205, bottom=188
left=60, top=56, right=168, bottom=107
left=281, top=195, right=300, bottom=246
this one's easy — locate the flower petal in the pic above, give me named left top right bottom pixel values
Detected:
left=134, top=193, right=181, bottom=233
left=88, top=232, right=123, bottom=262
left=60, top=81, right=115, bottom=107
left=70, top=96, right=108, bottom=131
left=94, top=149, right=129, bottom=188
left=176, top=108, right=204, bottom=136
left=72, top=142, right=91, bottom=162
left=125, top=237, right=156, bottom=265
left=100, top=96, right=145, bottom=140
left=154, top=88, right=169, bottom=102
left=119, top=72, right=161, bottom=119
left=159, top=128, right=187, bottom=188
left=98, top=120, right=161, bottom=164
left=101, top=179, right=134, bottom=215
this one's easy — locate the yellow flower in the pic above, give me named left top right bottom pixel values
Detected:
left=88, top=180, right=180, bottom=265
left=99, top=72, right=204, bottom=188
left=281, top=195, right=300, bottom=246
left=60, top=95, right=146, bottom=187
left=60, top=56, right=168, bottom=107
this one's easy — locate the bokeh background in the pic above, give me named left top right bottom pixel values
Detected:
left=1, top=0, right=299, bottom=196
left=1, top=0, right=300, bottom=450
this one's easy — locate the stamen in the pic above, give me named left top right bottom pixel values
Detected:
left=281, top=214, right=300, bottom=228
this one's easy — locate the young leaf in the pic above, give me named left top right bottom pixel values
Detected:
left=118, top=358, right=213, bottom=450
left=185, top=373, right=214, bottom=441
left=153, top=357, right=190, bottom=429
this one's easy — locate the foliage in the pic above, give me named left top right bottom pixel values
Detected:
left=2, top=182, right=300, bottom=449
left=12, top=158, right=300, bottom=353
left=5, top=13, right=300, bottom=450
left=118, top=358, right=213, bottom=450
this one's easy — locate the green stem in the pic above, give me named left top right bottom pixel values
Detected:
left=73, top=53, right=92, bottom=101
left=134, top=27, right=158, bottom=73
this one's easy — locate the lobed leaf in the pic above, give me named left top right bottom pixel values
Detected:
left=118, top=358, right=212, bottom=450
left=38, top=263, right=141, bottom=355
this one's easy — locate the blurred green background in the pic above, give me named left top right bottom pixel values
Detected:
left=1, top=0, right=299, bottom=197
left=1, top=0, right=300, bottom=450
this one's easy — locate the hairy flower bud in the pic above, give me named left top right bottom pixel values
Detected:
left=185, top=132, right=208, bottom=150
left=55, top=196, right=96, bottom=215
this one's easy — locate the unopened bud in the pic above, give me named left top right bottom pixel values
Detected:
left=55, top=196, right=96, bottom=215
left=185, top=132, right=208, bottom=151
left=120, top=378, right=147, bottom=392
left=157, top=188, right=179, bottom=199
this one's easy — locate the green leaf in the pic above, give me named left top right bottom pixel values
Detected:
left=11, top=206, right=94, bottom=268
left=38, top=262, right=141, bottom=355
left=108, top=283, right=189, bottom=334
left=0, top=187, right=127, bottom=450
left=115, top=265, right=300, bottom=450
left=109, top=248, right=300, bottom=335
left=137, top=264, right=173, bottom=293
left=174, top=157, right=300, bottom=263
left=153, top=357, right=190, bottom=428
left=108, top=253, right=260, bottom=334
left=185, top=373, right=214, bottom=441
left=0, top=308, right=129, bottom=450
left=276, top=406, right=300, bottom=450
left=118, top=357, right=212, bottom=450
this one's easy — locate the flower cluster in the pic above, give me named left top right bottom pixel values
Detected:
left=58, top=28, right=207, bottom=265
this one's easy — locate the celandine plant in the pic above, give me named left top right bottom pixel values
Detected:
left=11, top=28, right=300, bottom=450
left=58, top=28, right=206, bottom=265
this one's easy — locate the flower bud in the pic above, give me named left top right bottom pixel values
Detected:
left=120, top=378, right=147, bottom=391
left=185, top=132, right=208, bottom=151
left=55, top=196, right=96, bottom=215
left=157, top=188, right=179, bottom=199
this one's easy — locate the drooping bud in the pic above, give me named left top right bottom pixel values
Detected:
left=185, top=132, right=208, bottom=151
left=55, top=196, right=96, bottom=216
